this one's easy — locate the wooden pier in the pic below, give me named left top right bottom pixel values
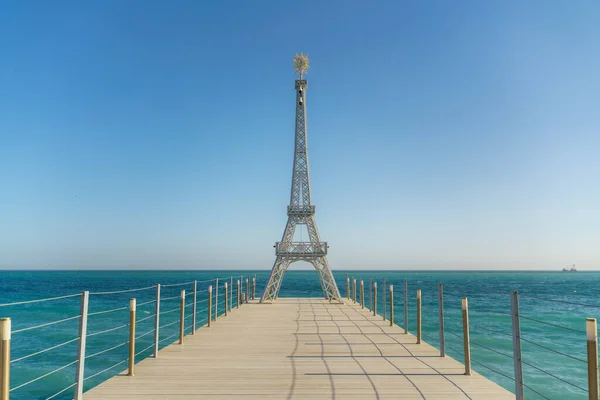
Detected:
left=84, top=298, right=512, bottom=399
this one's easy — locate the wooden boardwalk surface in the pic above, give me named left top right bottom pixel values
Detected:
left=84, top=298, right=513, bottom=399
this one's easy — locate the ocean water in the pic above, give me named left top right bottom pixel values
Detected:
left=0, top=270, right=597, bottom=399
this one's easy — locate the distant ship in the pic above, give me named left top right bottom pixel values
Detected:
left=562, top=264, right=577, bottom=272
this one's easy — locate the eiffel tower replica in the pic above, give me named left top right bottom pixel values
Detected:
left=261, top=54, right=342, bottom=303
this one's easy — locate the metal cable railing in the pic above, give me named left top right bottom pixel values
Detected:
left=12, top=315, right=80, bottom=334
left=0, top=274, right=243, bottom=399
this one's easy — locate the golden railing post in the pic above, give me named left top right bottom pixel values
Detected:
left=208, top=286, right=212, bottom=327
left=246, top=278, right=249, bottom=304
left=346, top=275, right=350, bottom=300
left=224, top=282, right=229, bottom=316
left=237, top=280, right=241, bottom=309
left=178, top=290, right=185, bottom=344
left=192, top=281, right=197, bottom=334
left=128, top=298, right=136, bottom=376
left=373, top=282, right=377, bottom=316
left=416, top=290, right=422, bottom=344
left=360, top=280, right=364, bottom=309
left=462, top=298, right=471, bottom=375
left=252, top=277, right=256, bottom=300
left=587, top=318, right=599, bottom=400
left=382, top=278, right=386, bottom=321
left=389, top=285, right=394, bottom=326
left=353, top=278, right=357, bottom=304
left=0, top=318, right=11, bottom=400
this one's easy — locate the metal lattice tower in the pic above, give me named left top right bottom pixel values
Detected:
left=261, top=54, right=342, bottom=303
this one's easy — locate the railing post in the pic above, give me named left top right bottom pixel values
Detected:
left=246, top=278, right=249, bottom=304
left=128, top=298, right=136, bottom=376
left=360, top=280, right=364, bottom=309
left=389, top=285, right=394, bottom=326
left=438, top=283, right=445, bottom=357
left=237, top=280, right=241, bottom=309
left=224, top=282, right=229, bottom=316
left=462, top=298, right=471, bottom=376
left=74, top=291, right=89, bottom=400
left=416, top=290, right=422, bottom=344
left=382, top=278, right=386, bottom=321
left=369, top=278, right=373, bottom=312
left=240, top=275, right=244, bottom=305
left=252, top=276, right=256, bottom=300
left=510, top=291, right=524, bottom=398
left=179, top=290, right=185, bottom=344
left=192, top=281, right=197, bottom=334
left=154, top=284, right=160, bottom=358
left=229, top=277, right=233, bottom=312
left=587, top=318, right=599, bottom=400
left=403, top=280, right=408, bottom=334
left=346, top=275, right=350, bottom=300
left=208, top=286, right=213, bottom=327
left=353, top=278, right=357, bottom=304
left=373, top=282, right=377, bottom=316
left=215, top=278, right=219, bottom=320
left=0, top=318, right=11, bottom=400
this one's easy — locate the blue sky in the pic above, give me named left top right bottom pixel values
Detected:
left=0, top=1, right=598, bottom=270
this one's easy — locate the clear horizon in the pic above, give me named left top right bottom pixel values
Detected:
left=1, top=1, right=598, bottom=271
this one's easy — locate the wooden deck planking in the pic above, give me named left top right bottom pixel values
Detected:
left=84, top=298, right=513, bottom=399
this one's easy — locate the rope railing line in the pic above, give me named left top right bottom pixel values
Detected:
left=520, top=294, right=600, bottom=309
left=184, top=313, right=193, bottom=320
left=522, top=360, right=588, bottom=392
left=88, top=305, right=128, bottom=317
left=135, top=342, right=155, bottom=357
left=470, top=339, right=513, bottom=359
left=87, top=323, right=129, bottom=338
left=84, top=359, right=127, bottom=382
left=12, top=314, right=81, bottom=334
left=0, top=293, right=80, bottom=307
left=523, top=383, right=551, bottom=400
left=136, top=313, right=156, bottom=324
left=11, top=337, right=80, bottom=364
left=161, top=281, right=194, bottom=287
left=193, top=278, right=219, bottom=284
left=10, top=359, right=78, bottom=392
left=196, top=298, right=209, bottom=304
left=471, top=359, right=515, bottom=382
left=159, top=320, right=179, bottom=329
left=159, top=307, right=179, bottom=316
left=85, top=341, right=129, bottom=359
left=45, top=381, right=77, bottom=400
left=519, top=315, right=586, bottom=334
left=90, top=285, right=156, bottom=295
left=470, top=324, right=512, bottom=337
left=137, top=299, right=157, bottom=307
left=195, top=307, right=208, bottom=314
left=158, top=333, right=178, bottom=344
left=469, top=308, right=511, bottom=316
left=445, top=330, right=463, bottom=340
left=446, top=344, right=464, bottom=355
left=135, top=328, right=155, bottom=340
left=445, top=291, right=510, bottom=297
left=520, top=336, right=587, bottom=363
left=185, top=302, right=194, bottom=308
left=160, top=295, right=181, bottom=301
left=185, top=291, right=196, bottom=297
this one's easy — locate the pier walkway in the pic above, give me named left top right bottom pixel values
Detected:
left=84, top=298, right=512, bottom=399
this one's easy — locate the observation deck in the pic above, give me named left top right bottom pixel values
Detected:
left=275, top=241, right=327, bottom=256
left=287, top=205, right=315, bottom=216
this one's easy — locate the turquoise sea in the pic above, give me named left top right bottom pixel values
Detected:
left=1, top=270, right=597, bottom=399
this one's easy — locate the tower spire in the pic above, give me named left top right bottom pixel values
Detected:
left=261, top=55, right=342, bottom=303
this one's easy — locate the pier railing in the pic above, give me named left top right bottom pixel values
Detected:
left=345, top=274, right=599, bottom=400
left=0, top=274, right=259, bottom=400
